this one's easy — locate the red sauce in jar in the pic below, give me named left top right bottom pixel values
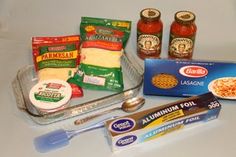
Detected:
left=168, top=11, right=197, bottom=59
left=137, top=8, right=163, bottom=59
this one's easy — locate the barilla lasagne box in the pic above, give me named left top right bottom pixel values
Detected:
left=143, top=59, right=236, bottom=99
left=105, top=92, right=221, bottom=151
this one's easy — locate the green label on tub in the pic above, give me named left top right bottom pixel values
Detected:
left=34, top=92, right=64, bottom=102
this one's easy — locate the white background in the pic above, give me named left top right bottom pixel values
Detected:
left=1, top=0, right=236, bottom=156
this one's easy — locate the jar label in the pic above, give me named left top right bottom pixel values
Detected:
left=137, top=33, right=161, bottom=56
left=169, top=36, right=195, bottom=58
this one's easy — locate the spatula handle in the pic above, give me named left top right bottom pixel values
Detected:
left=70, top=116, right=118, bottom=138
left=74, top=107, right=120, bottom=125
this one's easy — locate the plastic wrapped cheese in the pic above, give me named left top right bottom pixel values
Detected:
left=38, top=68, right=77, bottom=81
left=69, top=17, right=131, bottom=92
left=32, top=35, right=84, bottom=98
left=32, top=35, right=80, bottom=82
left=80, top=48, right=123, bottom=68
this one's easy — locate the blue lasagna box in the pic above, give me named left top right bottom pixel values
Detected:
left=144, top=59, right=236, bottom=99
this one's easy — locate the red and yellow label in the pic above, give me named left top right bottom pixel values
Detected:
left=36, top=51, right=78, bottom=63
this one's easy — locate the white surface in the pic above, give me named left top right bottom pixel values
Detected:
left=1, top=0, right=236, bottom=156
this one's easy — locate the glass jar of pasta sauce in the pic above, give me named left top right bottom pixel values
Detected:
left=137, top=8, right=163, bottom=59
left=168, top=11, right=197, bottom=59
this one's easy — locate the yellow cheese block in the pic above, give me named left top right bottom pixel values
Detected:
left=80, top=48, right=123, bottom=68
left=38, top=67, right=77, bottom=81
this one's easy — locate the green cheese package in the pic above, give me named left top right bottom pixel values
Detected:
left=68, top=17, right=131, bottom=91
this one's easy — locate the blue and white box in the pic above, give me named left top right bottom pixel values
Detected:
left=144, top=59, right=236, bottom=99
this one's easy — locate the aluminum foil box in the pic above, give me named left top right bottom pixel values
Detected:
left=143, top=59, right=236, bottom=99
left=105, top=92, right=221, bottom=151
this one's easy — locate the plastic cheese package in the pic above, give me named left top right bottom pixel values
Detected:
left=32, top=35, right=80, bottom=81
left=68, top=17, right=131, bottom=92
left=32, top=35, right=83, bottom=98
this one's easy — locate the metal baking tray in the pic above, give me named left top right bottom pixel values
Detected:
left=12, top=53, right=143, bottom=125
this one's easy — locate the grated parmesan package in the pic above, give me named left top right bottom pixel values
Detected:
left=32, top=35, right=83, bottom=98
left=69, top=17, right=131, bottom=91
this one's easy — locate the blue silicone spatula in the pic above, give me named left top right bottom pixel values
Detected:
left=34, top=116, right=117, bottom=153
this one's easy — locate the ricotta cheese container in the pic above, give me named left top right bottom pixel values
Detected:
left=29, top=79, right=72, bottom=114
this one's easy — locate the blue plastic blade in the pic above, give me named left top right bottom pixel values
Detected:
left=34, top=129, right=70, bottom=153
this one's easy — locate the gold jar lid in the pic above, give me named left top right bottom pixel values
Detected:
left=175, top=11, right=196, bottom=25
left=140, top=8, right=161, bottom=22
